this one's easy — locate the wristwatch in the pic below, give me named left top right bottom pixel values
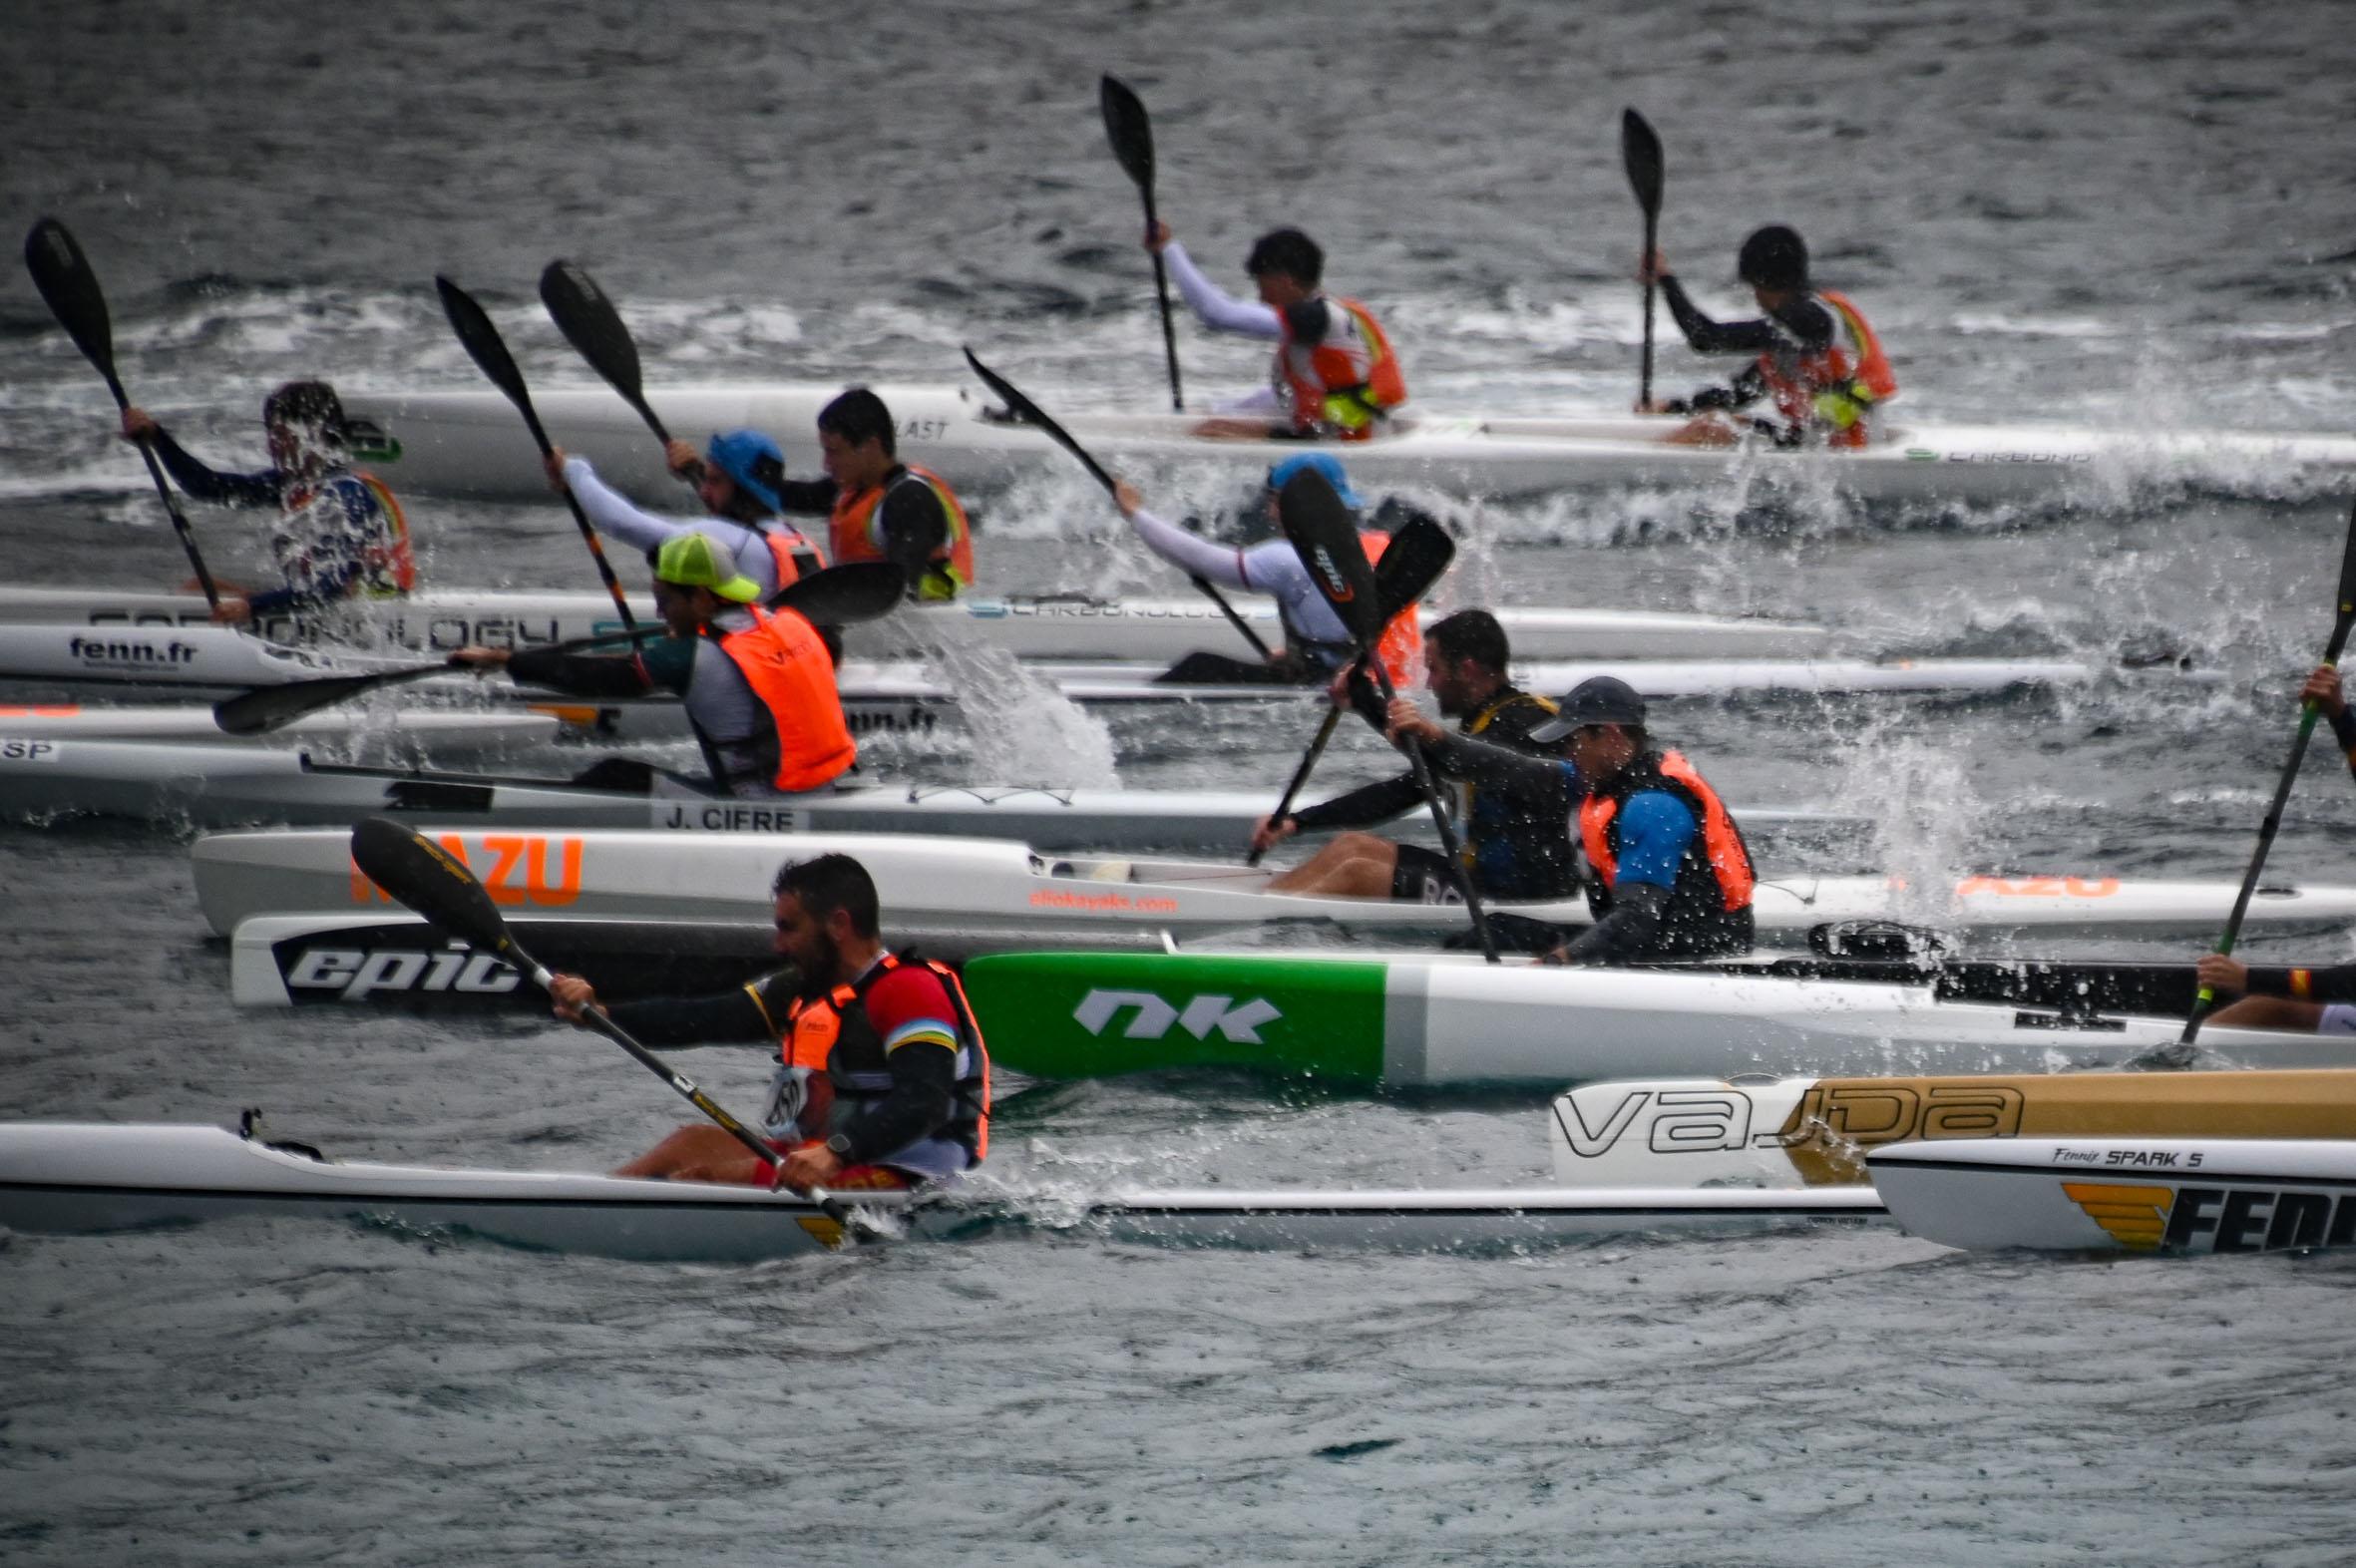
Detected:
left=825, top=1133, right=856, bottom=1159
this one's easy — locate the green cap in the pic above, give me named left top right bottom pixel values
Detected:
left=654, top=533, right=761, bottom=602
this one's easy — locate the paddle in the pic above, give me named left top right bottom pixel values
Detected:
left=1100, top=74, right=1184, bottom=412
left=962, top=346, right=1274, bottom=660
left=348, top=817, right=871, bottom=1232
left=212, top=561, right=907, bottom=735
left=1620, top=110, right=1665, bottom=410
left=2138, top=495, right=2356, bottom=1069
left=1278, top=469, right=1498, bottom=962
left=25, top=217, right=225, bottom=611
left=1247, top=515, right=1454, bottom=867
left=437, top=275, right=645, bottom=644
left=539, top=255, right=704, bottom=500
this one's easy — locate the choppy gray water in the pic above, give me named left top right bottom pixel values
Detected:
left=6, top=0, right=2356, bottom=1561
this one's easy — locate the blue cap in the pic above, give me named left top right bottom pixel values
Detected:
left=1267, top=451, right=1362, bottom=510
left=704, top=429, right=785, bottom=512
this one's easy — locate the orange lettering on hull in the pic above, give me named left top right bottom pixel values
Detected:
left=1954, top=876, right=2122, bottom=898
left=347, top=834, right=587, bottom=907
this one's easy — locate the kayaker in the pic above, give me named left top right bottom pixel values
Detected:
left=764, top=388, right=975, bottom=601
left=1250, top=609, right=1571, bottom=902
left=449, top=531, right=856, bottom=795
left=2192, top=663, right=2356, bottom=1031
left=1145, top=220, right=1408, bottom=442
left=1386, top=674, right=1756, bottom=959
left=551, top=852, right=989, bottom=1192
left=119, top=381, right=413, bottom=622
left=1637, top=224, right=1896, bottom=450
left=1112, top=453, right=1421, bottom=686
left=546, top=430, right=826, bottom=595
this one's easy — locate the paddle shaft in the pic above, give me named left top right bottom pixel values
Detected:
left=1247, top=702, right=1343, bottom=868
left=961, top=348, right=1272, bottom=659
left=1369, top=656, right=1501, bottom=963
left=1639, top=205, right=1659, bottom=409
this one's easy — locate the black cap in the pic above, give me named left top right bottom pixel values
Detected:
left=1528, top=675, right=1647, bottom=743
left=1737, top=224, right=1808, bottom=290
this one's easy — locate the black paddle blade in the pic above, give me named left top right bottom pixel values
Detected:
left=772, top=561, right=907, bottom=625
left=351, top=817, right=517, bottom=960
left=1100, top=75, right=1155, bottom=191
left=1621, top=109, right=1664, bottom=216
left=213, top=666, right=435, bottom=736
left=1278, top=467, right=1380, bottom=645
left=1373, top=515, right=1454, bottom=620
left=963, top=346, right=1116, bottom=493
left=540, top=258, right=655, bottom=423
left=24, top=217, right=119, bottom=382
left=436, top=274, right=538, bottom=422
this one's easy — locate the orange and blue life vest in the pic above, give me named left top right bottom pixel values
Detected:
left=1580, top=749, right=1756, bottom=954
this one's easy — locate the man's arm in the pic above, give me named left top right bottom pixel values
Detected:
left=146, top=426, right=281, bottom=507
left=502, top=635, right=689, bottom=697
left=827, top=967, right=964, bottom=1164
left=1162, top=240, right=1282, bottom=338
left=1547, top=792, right=1696, bottom=964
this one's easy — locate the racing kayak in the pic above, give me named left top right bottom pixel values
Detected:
left=1867, top=1136, right=2356, bottom=1256
left=1549, top=1069, right=2356, bottom=1187
left=0, top=1118, right=1883, bottom=1260
left=0, top=586, right=1829, bottom=663
left=6, top=742, right=1852, bottom=847
left=0, top=702, right=561, bottom=750
left=0, top=622, right=2156, bottom=707
left=336, top=381, right=2356, bottom=506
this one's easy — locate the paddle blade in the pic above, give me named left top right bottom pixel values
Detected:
left=1278, top=467, right=1380, bottom=645
left=772, top=561, right=907, bottom=625
left=1621, top=109, right=1664, bottom=216
left=963, top=346, right=1116, bottom=493
left=1373, top=514, right=1455, bottom=620
left=212, top=666, right=434, bottom=736
left=25, top=217, right=119, bottom=382
left=437, top=274, right=537, bottom=420
left=541, top=258, right=657, bottom=428
left=1100, top=75, right=1155, bottom=191
left=351, top=817, right=520, bottom=962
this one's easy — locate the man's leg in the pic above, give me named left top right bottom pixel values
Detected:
left=2206, top=995, right=2328, bottom=1032
left=1266, top=831, right=1401, bottom=898
left=614, top=1123, right=768, bottom=1182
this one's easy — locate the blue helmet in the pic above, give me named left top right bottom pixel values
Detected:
left=704, top=429, right=785, bottom=512
left=1266, top=451, right=1363, bottom=510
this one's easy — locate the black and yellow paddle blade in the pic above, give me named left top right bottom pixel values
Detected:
left=1100, top=75, right=1155, bottom=193
left=1278, top=467, right=1381, bottom=647
left=436, top=275, right=544, bottom=435
left=771, top=561, right=907, bottom=625
left=1621, top=109, right=1665, bottom=217
left=351, top=817, right=520, bottom=962
left=25, top=217, right=122, bottom=386
left=541, top=258, right=666, bottom=440
left=1373, top=514, right=1454, bottom=620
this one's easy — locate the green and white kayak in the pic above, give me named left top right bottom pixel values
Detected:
left=959, top=951, right=2355, bottom=1087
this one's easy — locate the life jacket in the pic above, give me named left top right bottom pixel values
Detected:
left=777, top=952, right=991, bottom=1180
left=708, top=604, right=857, bottom=792
left=1273, top=296, right=1408, bottom=441
left=1451, top=688, right=1580, bottom=898
left=828, top=466, right=975, bottom=600
left=1279, top=530, right=1421, bottom=688
left=760, top=523, right=827, bottom=590
left=1756, top=289, right=1896, bottom=450
left=1579, top=749, right=1757, bottom=955
left=281, top=468, right=415, bottom=596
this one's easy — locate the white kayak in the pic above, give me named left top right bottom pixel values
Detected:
left=0, top=701, right=561, bottom=750
left=338, top=381, right=2356, bottom=507
left=1867, top=1137, right=2356, bottom=1256
left=0, top=1119, right=1884, bottom=1260
left=192, top=825, right=2356, bottom=956
left=1548, top=1068, right=2356, bottom=1188
left=0, top=586, right=1829, bottom=663
left=0, top=621, right=2155, bottom=709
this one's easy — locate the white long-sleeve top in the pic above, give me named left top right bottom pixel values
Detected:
left=1162, top=241, right=1286, bottom=416
left=1126, top=504, right=1350, bottom=653
left=563, top=456, right=785, bottom=596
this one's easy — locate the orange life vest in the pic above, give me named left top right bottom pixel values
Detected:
left=1274, top=296, right=1408, bottom=441
left=713, top=604, right=857, bottom=792
left=1580, top=749, right=1756, bottom=914
left=1361, top=531, right=1422, bottom=690
left=762, top=524, right=827, bottom=590
left=828, top=466, right=975, bottom=600
left=778, top=952, right=991, bottom=1176
left=1756, top=289, right=1896, bottom=450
